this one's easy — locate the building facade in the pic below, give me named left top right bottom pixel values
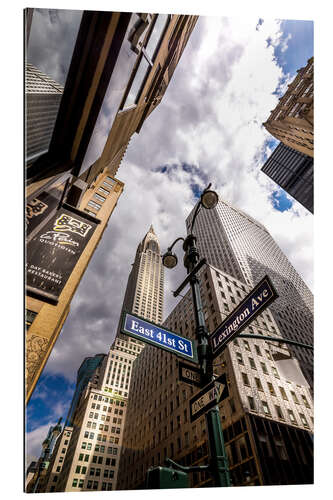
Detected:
left=26, top=418, right=63, bottom=492
left=261, top=142, right=313, bottom=213
left=26, top=170, right=124, bottom=403
left=117, top=264, right=313, bottom=489
left=185, top=198, right=314, bottom=390
left=49, top=338, right=143, bottom=492
left=263, top=57, right=313, bottom=158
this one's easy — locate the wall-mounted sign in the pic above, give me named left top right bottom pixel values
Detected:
left=26, top=191, right=59, bottom=236
left=26, top=207, right=98, bottom=304
left=209, top=275, right=278, bottom=359
left=121, top=312, right=198, bottom=363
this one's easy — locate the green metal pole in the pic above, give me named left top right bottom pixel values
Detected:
left=184, top=234, right=230, bottom=487
left=237, top=333, right=313, bottom=350
left=206, top=407, right=231, bottom=487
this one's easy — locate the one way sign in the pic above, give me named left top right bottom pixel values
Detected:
left=189, top=373, right=229, bottom=422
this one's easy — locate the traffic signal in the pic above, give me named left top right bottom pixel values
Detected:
left=146, top=466, right=189, bottom=489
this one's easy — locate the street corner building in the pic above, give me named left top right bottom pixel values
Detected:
left=24, top=8, right=198, bottom=403
left=116, top=197, right=313, bottom=489
left=261, top=57, right=314, bottom=213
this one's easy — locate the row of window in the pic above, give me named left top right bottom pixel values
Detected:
left=247, top=396, right=310, bottom=427
left=72, top=478, right=112, bottom=490
left=78, top=454, right=117, bottom=466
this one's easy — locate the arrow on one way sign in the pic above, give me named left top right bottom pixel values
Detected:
left=189, top=373, right=229, bottom=422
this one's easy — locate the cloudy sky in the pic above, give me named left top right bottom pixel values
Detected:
left=25, top=7, right=314, bottom=463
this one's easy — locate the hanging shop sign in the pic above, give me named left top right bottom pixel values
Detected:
left=26, top=206, right=98, bottom=304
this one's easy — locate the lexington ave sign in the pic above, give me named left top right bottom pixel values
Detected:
left=121, top=312, right=198, bottom=362
left=209, top=275, right=278, bottom=358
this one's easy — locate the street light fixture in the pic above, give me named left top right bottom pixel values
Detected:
left=162, top=184, right=231, bottom=488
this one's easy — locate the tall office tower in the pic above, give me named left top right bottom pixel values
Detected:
left=66, top=354, right=106, bottom=427
left=50, top=337, right=144, bottom=493
left=26, top=418, right=63, bottom=492
left=25, top=63, right=64, bottom=166
left=118, top=225, right=164, bottom=332
left=40, top=426, right=74, bottom=493
left=263, top=57, right=313, bottom=158
left=118, top=265, right=314, bottom=489
left=261, top=142, right=313, bottom=213
left=185, top=199, right=313, bottom=390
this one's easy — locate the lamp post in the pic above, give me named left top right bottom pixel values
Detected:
left=162, top=184, right=230, bottom=487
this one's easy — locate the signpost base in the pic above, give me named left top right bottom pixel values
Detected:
left=206, top=407, right=231, bottom=487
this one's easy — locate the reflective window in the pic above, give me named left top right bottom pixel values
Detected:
left=122, top=14, right=169, bottom=109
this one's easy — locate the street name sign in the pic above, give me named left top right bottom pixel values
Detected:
left=189, top=373, right=229, bottom=422
left=209, top=275, right=278, bottom=359
left=121, top=312, right=198, bottom=363
left=178, top=361, right=201, bottom=387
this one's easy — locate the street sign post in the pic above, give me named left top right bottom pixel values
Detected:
left=121, top=311, right=198, bottom=363
left=209, top=275, right=278, bottom=359
left=178, top=361, right=201, bottom=387
left=189, top=373, right=229, bottom=422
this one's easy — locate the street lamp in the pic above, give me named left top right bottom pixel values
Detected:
left=162, top=184, right=231, bottom=488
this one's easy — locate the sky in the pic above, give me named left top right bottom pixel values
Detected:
left=25, top=7, right=314, bottom=464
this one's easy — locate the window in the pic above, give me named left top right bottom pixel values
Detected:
left=87, top=200, right=101, bottom=211
left=261, top=400, right=271, bottom=415
left=94, top=193, right=106, bottom=203
left=290, top=391, right=300, bottom=404
left=242, top=372, right=250, bottom=386
left=301, top=394, right=310, bottom=408
left=275, top=405, right=284, bottom=419
left=249, top=357, right=256, bottom=370
left=288, top=409, right=296, bottom=424
left=254, top=345, right=262, bottom=356
left=271, top=366, right=280, bottom=378
left=123, top=14, right=169, bottom=108
left=267, top=382, right=276, bottom=396
left=279, top=387, right=288, bottom=400
left=98, top=186, right=109, bottom=196
left=78, top=479, right=84, bottom=488
left=248, top=396, right=256, bottom=411
left=75, top=466, right=81, bottom=474
left=255, top=378, right=263, bottom=391
left=260, top=362, right=268, bottom=374
left=299, top=413, right=309, bottom=427
left=243, top=340, right=250, bottom=351
left=236, top=352, right=244, bottom=365
left=72, top=478, right=78, bottom=487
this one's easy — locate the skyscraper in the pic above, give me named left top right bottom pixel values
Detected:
left=118, top=264, right=313, bottom=489
left=42, top=227, right=164, bottom=492
left=263, top=57, right=313, bottom=158
left=25, top=63, right=64, bottom=167
left=118, top=225, right=164, bottom=332
left=185, top=198, right=313, bottom=389
left=261, top=142, right=313, bottom=213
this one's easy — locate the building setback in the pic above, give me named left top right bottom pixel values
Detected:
left=117, top=265, right=313, bottom=489
left=261, top=142, right=313, bottom=213
left=185, top=198, right=313, bottom=391
left=263, top=57, right=313, bottom=158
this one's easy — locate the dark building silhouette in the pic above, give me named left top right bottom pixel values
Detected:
left=261, top=142, right=313, bottom=213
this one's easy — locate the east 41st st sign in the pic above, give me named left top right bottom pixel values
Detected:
left=121, top=312, right=198, bottom=363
